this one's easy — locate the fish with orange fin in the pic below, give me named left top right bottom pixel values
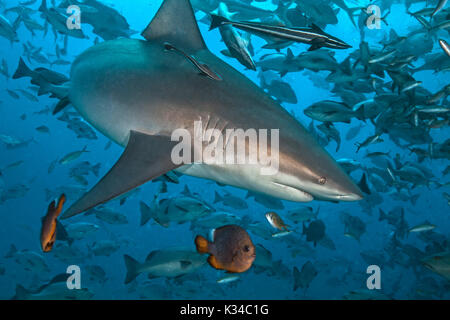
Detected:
left=265, top=211, right=290, bottom=231
left=40, top=194, right=66, bottom=252
left=195, top=224, right=256, bottom=273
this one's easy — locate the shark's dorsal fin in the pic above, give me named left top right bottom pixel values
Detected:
left=61, top=131, right=183, bottom=219
left=142, top=0, right=206, bottom=52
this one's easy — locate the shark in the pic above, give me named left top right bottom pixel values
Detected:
left=61, top=0, right=362, bottom=219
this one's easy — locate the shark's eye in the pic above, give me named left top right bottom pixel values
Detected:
left=318, top=177, right=327, bottom=185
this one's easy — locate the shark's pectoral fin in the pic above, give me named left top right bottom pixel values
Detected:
left=61, top=131, right=182, bottom=219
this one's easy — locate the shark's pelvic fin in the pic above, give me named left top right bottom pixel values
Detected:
left=61, top=131, right=182, bottom=219
left=141, top=0, right=207, bottom=52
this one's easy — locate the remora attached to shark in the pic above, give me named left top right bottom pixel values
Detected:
left=61, top=0, right=363, bottom=219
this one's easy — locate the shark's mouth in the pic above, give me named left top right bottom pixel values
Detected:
left=272, top=181, right=362, bottom=202
left=271, top=182, right=314, bottom=201
left=334, top=193, right=363, bottom=201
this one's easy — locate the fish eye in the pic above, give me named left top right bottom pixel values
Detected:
left=318, top=176, right=327, bottom=185
left=243, top=245, right=250, bottom=252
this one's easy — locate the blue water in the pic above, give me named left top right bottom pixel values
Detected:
left=0, top=0, right=449, bottom=300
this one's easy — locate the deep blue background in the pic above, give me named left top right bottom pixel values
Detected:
left=0, top=0, right=448, bottom=299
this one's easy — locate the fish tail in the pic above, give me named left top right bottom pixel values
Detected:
left=52, top=96, right=71, bottom=115
left=355, top=142, right=362, bottom=153
left=12, top=284, right=29, bottom=300
left=378, top=209, right=386, bottom=221
left=213, top=191, right=223, bottom=204
left=209, top=14, right=228, bottom=31
left=12, top=16, right=22, bottom=31
left=37, top=82, right=52, bottom=96
left=56, top=220, right=73, bottom=245
left=139, top=201, right=154, bottom=226
left=12, top=58, right=32, bottom=80
left=5, top=244, right=17, bottom=258
left=355, top=104, right=366, bottom=121
left=357, top=173, right=371, bottom=195
left=411, top=194, right=420, bottom=206
left=346, top=7, right=362, bottom=26
left=39, top=0, right=47, bottom=13
left=293, top=266, right=300, bottom=291
left=92, top=163, right=101, bottom=177
left=123, top=254, right=140, bottom=284
left=195, top=235, right=209, bottom=254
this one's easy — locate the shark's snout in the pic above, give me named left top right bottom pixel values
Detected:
left=274, top=142, right=365, bottom=203
left=313, top=170, right=364, bottom=202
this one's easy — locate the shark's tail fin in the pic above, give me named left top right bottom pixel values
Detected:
left=123, top=254, right=140, bottom=284
left=209, top=14, right=229, bottom=31
left=12, top=58, right=32, bottom=80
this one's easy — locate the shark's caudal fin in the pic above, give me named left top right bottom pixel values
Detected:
left=61, top=131, right=182, bottom=219
left=141, top=0, right=206, bottom=52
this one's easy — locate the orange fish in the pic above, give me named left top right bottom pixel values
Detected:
left=40, top=194, right=66, bottom=252
left=195, top=224, right=255, bottom=273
